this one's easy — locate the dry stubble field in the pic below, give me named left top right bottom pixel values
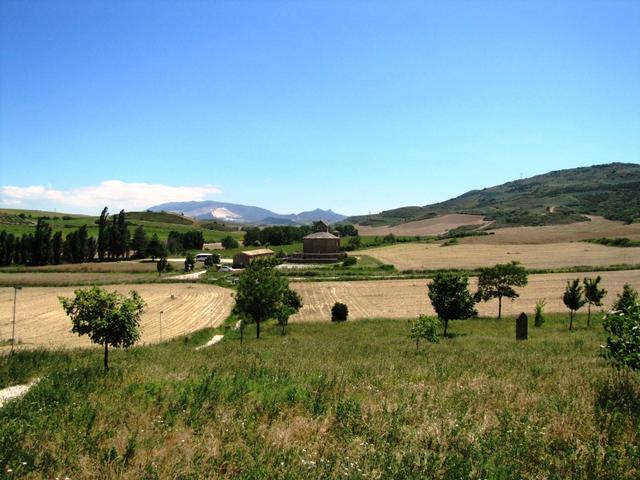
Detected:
left=465, top=215, right=640, bottom=244
left=0, top=283, right=234, bottom=349
left=356, top=213, right=487, bottom=236
left=356, top=240, right=640, bottom=271
left=290, top=269, right=640, bottom=321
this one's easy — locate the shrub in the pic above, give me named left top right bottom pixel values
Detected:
left=342, top=256, right=357, bottom=267
left=601, top=303, right=640, bottom=371
left=331, top=302, right=348, bottom=322
left=534, top=299, right=546, bottom=327
left=221, top=236, right=239, bottom=249
left=204, top=253, right=221, bottom=267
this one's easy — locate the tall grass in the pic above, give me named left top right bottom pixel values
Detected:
left=1, top=314, right=638, bottom=479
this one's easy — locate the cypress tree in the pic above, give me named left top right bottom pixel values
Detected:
left=131, top=226, right=148, bottom=259
left=87, top=236, right=97, bottom=262
left=33, top=218, right=53, bottom=266
left=52, top=231, right=63, bottom=265
left=98, top=207, right=109, bottom=261
left=0, top=231, right=6, bottom=266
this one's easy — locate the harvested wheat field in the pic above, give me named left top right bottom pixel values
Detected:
left=356, top=241, right=640, bottom=271
left=290, top=269, right=640, bottom=321
left=356, top=214, right=487, bottom=236
left=465, top=215, right=640, bottom=245
left=0, top=283, right=234, bottom=349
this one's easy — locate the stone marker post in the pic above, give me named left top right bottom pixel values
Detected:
left=516, top=312, right=528, bottom=340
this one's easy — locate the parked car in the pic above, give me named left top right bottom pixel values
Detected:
left=218, top=265, right=233, bottom=272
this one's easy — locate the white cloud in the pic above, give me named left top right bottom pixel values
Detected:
left=0, top=180, right=221, bottom=214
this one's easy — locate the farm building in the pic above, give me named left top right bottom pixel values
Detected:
left=233, top=248, right=275, bottom=268
left=288, top=227, right=345, bottom=263
left=303, top=231, right=340, bottom=255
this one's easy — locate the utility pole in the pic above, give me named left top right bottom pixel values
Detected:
left=11, top=285, right=22, bottom=353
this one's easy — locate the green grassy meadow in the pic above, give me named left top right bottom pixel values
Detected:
left=1, top=313, right=638, bottom=479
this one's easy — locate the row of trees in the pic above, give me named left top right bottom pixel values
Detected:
left=562, top=276, right=607, bottom=330
left=0, top=221, right=97, bottom=266
left=166, top=230, right=205, bottom=254
left=243, top=226, right=313, bottom=247
left=0, top=206, right=209, bottom=266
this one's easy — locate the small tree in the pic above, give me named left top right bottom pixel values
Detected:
left=331, top=302, right=348, bottom=322
left=233, top=258, right=290, bottom=339
left=534, top=298, right=546, bottom=327
left=474, top=261, right=528, bottom=319
left=221, top=235, right=239, bottom=249
left=601, top=303, right=640, bottom=371
left=157, top=257, right=168, bottom=276
left=409, top=315, right=440, bottom=351
left=347, top=236, right=362, bottom=251
left=184, top=252, right=195, bottom=272
left=276, top=289, right=303, bottom=335
left=204, top=253, right=221, bottom=268
left=563, top=278, right=587, bottom=330
left=583, top=276, right=607, bottom=327
left=428, top=273, right=476, bottom=337
left=614, top=284, right=639, bottom=314
left=59, top=287, right=145, bottom=371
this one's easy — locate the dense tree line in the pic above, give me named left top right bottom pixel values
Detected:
left=243, top=225, right=313, bottom=247
left=0, top=221, right=98, bottom=266
left=0, top=206, right=197, bottom=266
left=166, top=230, right=204, bottom=254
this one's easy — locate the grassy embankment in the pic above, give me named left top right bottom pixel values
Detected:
left=1, top=313, right=638, bottom=479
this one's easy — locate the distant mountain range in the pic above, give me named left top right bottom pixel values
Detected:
left=348, top=163, right=640, bottom=227
left=148, top=201, right=347, bottom=225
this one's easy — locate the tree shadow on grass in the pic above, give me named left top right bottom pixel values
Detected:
left=442, top=332, right=468, bottom=339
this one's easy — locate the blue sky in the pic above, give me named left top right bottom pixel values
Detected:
left=1, top=0, right=639, bottom=215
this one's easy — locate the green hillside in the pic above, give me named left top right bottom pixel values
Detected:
left=0, top=209, right=242, bottom=242
left=350, top=163, right=640, bottom=227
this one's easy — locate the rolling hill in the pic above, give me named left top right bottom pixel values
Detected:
left=349, top=163, right=640, bottom=227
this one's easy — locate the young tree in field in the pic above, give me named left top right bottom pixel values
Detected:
left=474, top=261, right=528, bottom=319
left=409, top=315, right=440, bottom=351
left=59, top=286, right=146, bottom=371
left=428, top=272, right=477, bottom=337
left=156, top=256, right=168, bottom=276
left=602, top=302, right=640, bottom=371
left=276, top=288, right=303, bottom=335
left=563, top=278, right=587, bottom=330
left=614, top=284, right=639, bottom=314
left=233, top=258, right=292, bottom=339
left=583, top=276, right=607, bottom=327
left=534, top=299, right=546, bottom=327
left=184, top=252, right=195, bottom=272
left=131, top=226, right=148, bottom=259
left=98, top=206, right=109, bottom=261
